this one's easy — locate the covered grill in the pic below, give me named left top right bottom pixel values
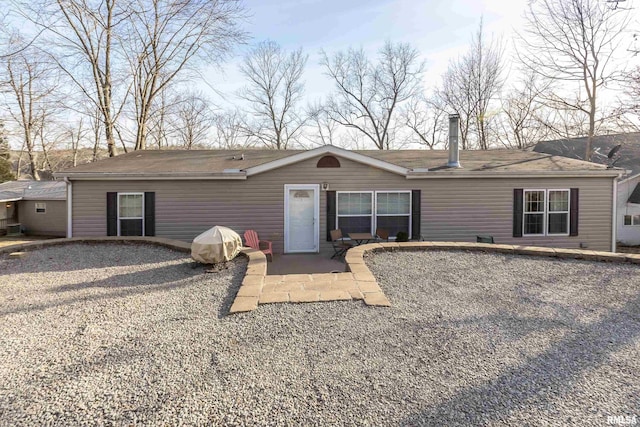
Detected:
left=191, top=226, right=243, bottom=264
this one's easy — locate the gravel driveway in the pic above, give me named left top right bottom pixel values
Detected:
left=1, top=245, right=639, bottom=426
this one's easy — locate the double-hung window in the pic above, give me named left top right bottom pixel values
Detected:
left=336, top=191, right=411, bottom=238
left=35, top=203, right=46, bottom=214
left=118, top=193, right=144, bottom=236
left=523, top=189, right=569, bottom=236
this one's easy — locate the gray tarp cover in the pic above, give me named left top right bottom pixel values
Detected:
left=191, top=226, right=243, bottom=264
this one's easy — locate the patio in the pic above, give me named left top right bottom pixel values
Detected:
left=266, top=252, right=346, bottom=275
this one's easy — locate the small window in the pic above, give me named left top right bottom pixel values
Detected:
left=624, top=215, right=640, bottom=226
left=317, top=155, right=341, bottom=168
left=35, top=203, right=46, bottom=214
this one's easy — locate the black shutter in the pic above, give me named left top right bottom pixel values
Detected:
left=570, top=188, right=579, bottom=236
left=144, top=192, right=156, bottom=236
left=106, top=192, right=117, bottom=236
left=513, top=189, right=523, bottom=238
left=411, top=190, right=421, bottom=240
left=326, top=191, right=336, bottom=241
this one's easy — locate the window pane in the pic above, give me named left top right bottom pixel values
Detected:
left=338, top=216, right=372, bottom=234
left=624, top=215, right=632, bottom=226
left=119, top=194, right=143, bottom=218
left=634, top=215, right=640, bottom=226
left=524, top=213, right=544, bottom=234
left=525, top=191, right=545, bottom=213
left=548, top=213, right=568, bottom=234
left=338, top=193, right=372, bottom=215
left=377, top=192, right=410, bottom=215
left=548, top=191, right=569, bottom=212
left=376, top=216, right=409, bottom=238
left=120, top=219, right=143, bottom=236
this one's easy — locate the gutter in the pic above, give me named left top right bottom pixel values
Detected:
left=406, top=170, right=623, bottom=179
left=53, top=172, right=247, bottom=181
left=612, top=177, right=618, bottom=253
left=64, top=177, right=72, bottom=238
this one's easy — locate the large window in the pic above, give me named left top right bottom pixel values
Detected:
left=118, top=193, right=144, bottom=236
left=337, top=191, right=411, bottom=238
left=523, top=189, right=569, bottom=236
left=624, top=215, right=640, bottom=226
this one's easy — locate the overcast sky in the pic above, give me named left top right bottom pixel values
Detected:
left=204, top=0, right=530, bottom=106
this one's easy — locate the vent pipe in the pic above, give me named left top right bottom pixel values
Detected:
left=448, top=114, right=461, bottom=168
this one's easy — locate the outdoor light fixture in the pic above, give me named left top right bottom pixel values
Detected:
left=5, top=203, right=10, bottom=208
left=321, top=182, right=329, bottom=191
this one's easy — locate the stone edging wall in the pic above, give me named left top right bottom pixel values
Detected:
left=344, top=242, right=640, bottom=274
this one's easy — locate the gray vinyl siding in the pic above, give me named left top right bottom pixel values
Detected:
left=71, top=155, right=615, bottom=252
left=18, top=200, right=67, bottom=237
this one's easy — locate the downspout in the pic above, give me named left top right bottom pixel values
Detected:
left=64, top=177, right=72, bottom=238
left=612, top=177, right=618, bottom=253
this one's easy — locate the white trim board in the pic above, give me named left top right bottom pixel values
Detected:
left=246, top=145, right=409, bottom=177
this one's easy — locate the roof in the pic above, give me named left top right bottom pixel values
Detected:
left=55, top=145, right=620, bottom=180
left=0, top=180, right=67, bottom=202
left=533, top=132, right=640, bottom=177
left=629, top=183, right=640, bottom=204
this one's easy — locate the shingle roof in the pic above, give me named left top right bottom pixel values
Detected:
left=533, top=133, right=640, bottom=177
left=0, top=180, right=66, bottom=202
left=57, top=147, right=612, bottom=177
left=629, top=183, right=640, bottom=204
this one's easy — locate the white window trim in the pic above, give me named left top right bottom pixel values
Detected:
left=34, top=202, right=46, bottom=214
left=336, top=190, right=412, bottom=239
left=117, top=192, right=145, bottom=237
left=523, top=189, right=570, bottom=237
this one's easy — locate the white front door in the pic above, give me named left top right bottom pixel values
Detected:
left=285, top=185, right=319, bottom=253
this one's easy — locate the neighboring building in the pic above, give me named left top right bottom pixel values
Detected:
left=0, top=180, right=67, bottom=237
left=534, top=133, right=640, bottom=246
left=56, top=118, right=621, bottom=253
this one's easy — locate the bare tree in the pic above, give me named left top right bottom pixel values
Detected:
left=439, top=19, right=504, bottom=150
left=306, top=101, right=342, bottom=147
left=212, top=109, right=249, bottom=149
left=170, top=91, right=214, bottom=149
left=321, top=41, right=425, bottom=150
left=498, top=73, right=554, bottom=149
left=27, top=0, right=130, bottom=157
left=403, top=94, right=448, bottom=149
left=125, top=0, right=245, bottom=150
left=238, top=41, right=307, bottom=149
left=518, top=0, right=630, bottom=160
left=2, top=40, right=60, bottom=179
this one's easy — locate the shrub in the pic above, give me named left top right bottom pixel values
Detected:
left=395, top=231, right=409, bottom=242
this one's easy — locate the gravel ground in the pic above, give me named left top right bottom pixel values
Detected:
left=1, top=245, right=639, bottom=426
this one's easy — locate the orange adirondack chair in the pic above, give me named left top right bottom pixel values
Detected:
left=244, top=230, right=273, bottom=262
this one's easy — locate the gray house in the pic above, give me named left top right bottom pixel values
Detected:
left=0, top=180, right=67, bottom=236
left=534, top=133, right=640, bottom=246
left=56, top=119, right=621, bottom=252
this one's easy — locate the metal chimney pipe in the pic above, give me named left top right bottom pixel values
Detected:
left=448, top=114, right=461, bottom=168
